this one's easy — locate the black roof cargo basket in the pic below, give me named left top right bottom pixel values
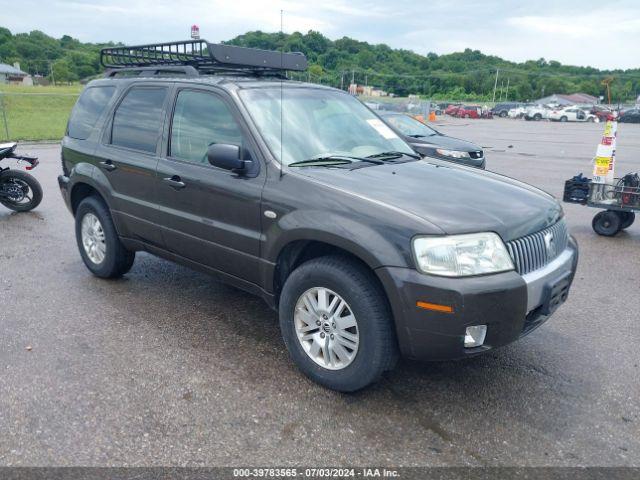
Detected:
left=100, top=40, right=307, bottom=76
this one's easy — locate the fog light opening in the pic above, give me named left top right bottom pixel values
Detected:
left=464, top=325, right=487, bottom=348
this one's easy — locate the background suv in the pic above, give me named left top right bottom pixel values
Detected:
left=491, top=102, right=520, bottom=117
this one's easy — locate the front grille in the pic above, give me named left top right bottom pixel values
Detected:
left=505, top=219, right=568, bottom=275
left=469, top=150, right=483, bottom=159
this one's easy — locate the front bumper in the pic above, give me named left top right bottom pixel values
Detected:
left=377, top=237, right=578, bottom=361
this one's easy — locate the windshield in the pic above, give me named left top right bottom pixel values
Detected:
left=383, top=114, right=438, bottom=137
left=239, top=87, right=414, bottom=166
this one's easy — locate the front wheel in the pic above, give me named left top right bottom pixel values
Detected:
left=0, top=170, right=43, bottom=212
left=560, top=116, right=568, bottom=122
left=279, top=256, right=398, bottom=392
left=592, top=210, right=621, bottom=236
left=75, top=195, right=135, bottom=278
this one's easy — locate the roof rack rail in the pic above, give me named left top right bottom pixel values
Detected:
left=104, top=66, right=200, bottom=78
left=100, top=40, right=308, bottom=75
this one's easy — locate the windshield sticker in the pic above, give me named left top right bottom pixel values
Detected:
left=366, top=119, right=399, bottom=140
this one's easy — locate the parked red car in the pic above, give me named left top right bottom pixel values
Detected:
left=445, top=104, right=462, bottom=116
left=455, top=105, right=482, bottom=119
left=591, top=106, right=615, bottom=122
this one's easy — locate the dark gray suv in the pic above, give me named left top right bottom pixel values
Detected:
left=58, top=41, right=579, bottom=391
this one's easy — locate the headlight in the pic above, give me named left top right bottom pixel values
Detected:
left=412, top=233, right=514, bottom=277
left=436, top=148, right=470, bottom=159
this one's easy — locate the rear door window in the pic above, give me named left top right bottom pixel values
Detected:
left=67, top=86, right=116, bottom=140
left=111, top=87, right=168, bottom=153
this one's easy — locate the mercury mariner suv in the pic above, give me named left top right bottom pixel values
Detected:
left=58, top=40, right=579, bottom=391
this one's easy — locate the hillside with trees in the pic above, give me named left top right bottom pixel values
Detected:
left=1, top=27, right=639, bottom=102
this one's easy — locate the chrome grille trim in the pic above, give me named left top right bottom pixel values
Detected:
left=506, top=219, right=568, bottom=275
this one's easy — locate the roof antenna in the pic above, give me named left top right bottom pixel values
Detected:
left=279, top=9, right=284, bottom=179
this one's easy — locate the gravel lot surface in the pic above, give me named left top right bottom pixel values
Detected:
left=1, top=118, right=639, bottom=467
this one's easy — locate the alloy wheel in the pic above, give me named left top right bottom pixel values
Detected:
left=81, top=213, right=107, bottom=264
left=294, top=287, right=359, bottom=370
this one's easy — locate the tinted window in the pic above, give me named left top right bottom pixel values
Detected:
left=68, top=86, right=116, bottom=140
left=111, top=87, right=168, bottom=153
left=170, top=90, right=243, bottom=164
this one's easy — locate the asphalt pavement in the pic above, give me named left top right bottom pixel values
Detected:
left=0, top=118, right=639, bottom=467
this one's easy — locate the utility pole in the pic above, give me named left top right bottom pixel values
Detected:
left=491, top=68, right=499, bottom=103
left=0, top=93, right=9, bottom=140
left=340, top=72, right=344, bottom=90
left=49, top=60, right=55, bottom=86
left=505, top=78, right=510, bottom=101
left=499, top=80, right=504, bottom=101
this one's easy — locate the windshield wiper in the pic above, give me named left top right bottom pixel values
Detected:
left=408, top=133, right=436, bottom=138
left=289, top=155, right=384, bottom=167
left=366, top=151, right=421, bottom=160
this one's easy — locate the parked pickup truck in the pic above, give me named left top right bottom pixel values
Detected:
left=58, top=40, right=579, bottom=391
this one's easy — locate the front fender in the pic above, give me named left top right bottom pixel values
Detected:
left=264, top=209, right=414, bottom=270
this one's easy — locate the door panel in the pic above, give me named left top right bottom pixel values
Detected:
left=94, top=85, right=169, bottom=245
left=155, top=88, right=264, bottom=284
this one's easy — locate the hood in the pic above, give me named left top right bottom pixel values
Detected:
left=293, top=160, right=562, bottom=241
left=407, top=134, right=481, bottom=153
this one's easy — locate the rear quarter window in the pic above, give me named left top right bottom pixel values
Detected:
left=67, top=86, right=117, bottom=140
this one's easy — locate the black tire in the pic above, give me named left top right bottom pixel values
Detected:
left=0, top=170, right=43, bottom=212
left=279, top=255, right=398, bottom=392
left=560, top=116, right=568, bottom=122
left=616, top=211, right=635, bottom=229
left=75, top=195, right=135, bottom=278
left=534, top=113, right=542, bottom=121
left=592, top=210, right=621, bottom=236
left=499, top=111, right=507, bottom=118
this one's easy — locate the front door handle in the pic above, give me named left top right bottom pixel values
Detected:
left=163, top=176, right=186, bottom=190
left=99, top=160, right=117, bottom=172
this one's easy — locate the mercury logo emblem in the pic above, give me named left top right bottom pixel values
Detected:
left=544, top=231, right=556, bottom=257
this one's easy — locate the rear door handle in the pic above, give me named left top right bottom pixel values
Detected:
left=163, top=176, right=186, bottom=190
left=99, top=160, right=117, bottom=172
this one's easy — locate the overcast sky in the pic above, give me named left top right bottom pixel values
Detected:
left=3, top=0, right=639, bottom=70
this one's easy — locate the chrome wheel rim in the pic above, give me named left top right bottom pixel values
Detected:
left=81, top=213, right=106, bottom=265
left=294, top=287, right=359, bottom=370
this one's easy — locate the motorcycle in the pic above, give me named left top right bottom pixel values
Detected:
left=0, top=142, right=42, bottom=212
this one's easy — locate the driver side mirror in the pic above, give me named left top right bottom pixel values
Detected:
left=207, top=144, right=250, bottom=173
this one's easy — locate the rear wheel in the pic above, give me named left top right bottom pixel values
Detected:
left=560, top=116, right=568, bottom=122
left=500, top=111, right=507, bottom=118
left=592, top=210, right=621, bottom=236
left=616, top=211, right=635, bottom=229
left=75, top=196, right=135, bottom=278
left=279, top=255, right=398, bottom=392
left=0, top=170, right=43, bottom=212
left=534, top=113, right=542, bottom=121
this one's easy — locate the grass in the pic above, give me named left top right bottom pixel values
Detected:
left=0, top=84, right=82, bottom=141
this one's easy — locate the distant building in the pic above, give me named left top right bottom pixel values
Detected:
left=535, top=93, right=599, bottom=106
left=349, top=83, right=388, bottom=97
left=0, top=62, right=30, bottom=84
